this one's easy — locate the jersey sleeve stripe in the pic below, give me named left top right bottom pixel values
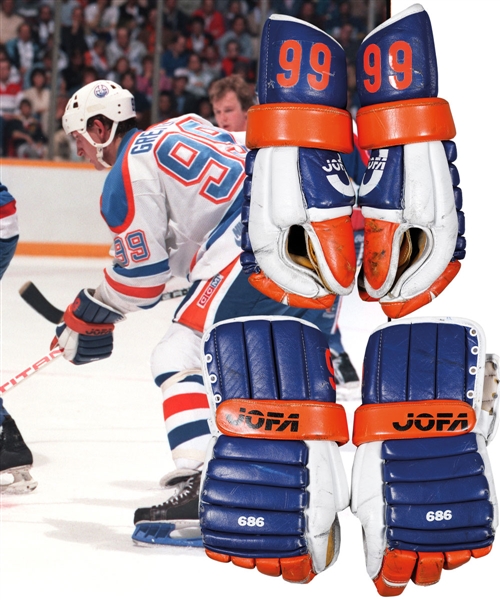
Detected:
left=0, top=198, right=16, bottom=217
left=104, top=270, right=165, bottom=298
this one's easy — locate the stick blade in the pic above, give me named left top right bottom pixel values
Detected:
left=19, top=281, right=64, bottom=324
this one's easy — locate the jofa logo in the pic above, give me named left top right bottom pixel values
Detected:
left=226, top=408, right=300, bottom=432
left=392, top=412, right=469, bottom=432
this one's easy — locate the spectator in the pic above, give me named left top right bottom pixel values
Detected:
left=186, top=15, right=214, bottom=55
left=107, top=55, right=131, bottom=84
left=192, top=0, right=226, bottom=41
left=220, top=39, right=254, bottom=80
left=246, top=0, right=274, bottom=39
left=117, top=0, right=148, bottom=33
left=184, top=52, right=213, bottom=99
left=61, top=48, right=86, bottom=96
left=271, top=0, right=302, bottom=18
left=197, top=96, right=215, bottom=125
left=5, top=21, right=41, bottom=88
left=335, top=22, right=359, bottom=65
left=160, top=31, right=189, bottom=78
left=0, top=57, right=22, bottom=118
left=33, top=3, right=55, bottom=50
left=136, top=54, right=171, bottom=103
left=60, top=4, right=90, bottom=60
left=21, top=66, right=50, bottom=136
left=52, top=93, right=80, bottom=161
left=31, top=44, right=68, bottom=96
left=9, top=97, right=47, bottom=159
left=162, top=0, right=190, bottom=37
left=84, top=0, right=119, bottom=45
left=200, top=43, right=222, bottom=82
left=156, top=90, right=177, bottom=123
left=297, top=1, right=323, bottom=29
left=171, top=67, right=199, bottom=116
left=217, top=13, right=254, bottom=60
left=120, top=68, right=151, bottom=129
left=15, top=0, right=39, bottom=25
left=88, top=37, right=109, bottom=79
left=106, top=25, right=147, bottom=76
left=60, top=0, right=81, bottom=28
left=0, top=0, right=24, bottom=46
left=224, top=1, right=249, bottom=31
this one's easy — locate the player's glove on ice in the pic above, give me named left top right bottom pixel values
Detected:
left=351, top=317, right=498, bottom=596
left=240, top=15, right=356, bottom=309
left=355, top=4, right=465, bottom=318
left=199, top=316, right=349, bottom=583
left=51, top=289, right=124, bottom=365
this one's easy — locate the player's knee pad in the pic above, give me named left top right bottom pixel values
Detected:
left=199, top=316, right=350, bottom=583
left=351, top=317, right=498, bottom=596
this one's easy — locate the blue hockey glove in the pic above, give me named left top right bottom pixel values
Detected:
left=51, top=289, right=124, bottom=365
left=351, top=317, right=498, bottom=596
left=240, top=15, right=356, bottom=309
left=199, top=316, right=349, bottom=583
left=355, top=4, right=465, bottom=318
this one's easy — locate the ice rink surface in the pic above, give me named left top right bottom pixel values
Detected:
left=1, top=255, right=498, bottom=600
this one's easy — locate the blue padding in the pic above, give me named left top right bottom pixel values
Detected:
left=356, top=7, right=437, bottom=107
left=204, top=318, right=337, bottom=403
left=206, top=459, right=308, bottom=488
left=382, top=434, right=478, bottom=460
left=385, top=475, right=490, bottom=505
left=258, top=17, right=347, bottom=107
left=202, top=479, right=308, bottom=511
left=387, top=526, right=494, bottom=548
left=363, top=322, right=477, bottom=405
left=299, top=149, right=354, bottom=210
left=383, top=452, right=485, bottom=483
left=386, top=500, right=493, bottom=530
left=358, top=147, right=404, bottom=211
left=390, top=538, right=495, bottom=553
left=214, top=436, right=308, bottom=465
left=203, top=532, right=306, bottom=556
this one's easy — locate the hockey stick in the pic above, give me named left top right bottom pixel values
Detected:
left=19, top=281, right=190, bottom=325
left=0, top=348, right=63, bottom=395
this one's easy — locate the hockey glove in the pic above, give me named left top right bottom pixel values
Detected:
left=355, top=4, right=465, bottom=318
left=351, top=318, right=498, bottom=596
left=240, top=15, right=357, bottom=309
left=199, top=316, right=350, bottom=583
left=51, top=289, right=124, bottom=365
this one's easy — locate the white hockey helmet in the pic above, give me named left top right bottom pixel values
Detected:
left=63, top=80, right=136, bottom=167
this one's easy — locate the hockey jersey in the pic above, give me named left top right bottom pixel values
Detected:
left=0, top=181, right=19, bottom=279
left=95, top=115, right=247, bottom=314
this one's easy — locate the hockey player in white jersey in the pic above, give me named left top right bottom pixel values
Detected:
left=54, top=78, right=359, bottom=546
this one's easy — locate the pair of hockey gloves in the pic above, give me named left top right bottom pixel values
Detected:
left=241, top=4, right=465, bottom=318
left=51, top=289, right=124, bottom=365
left=199, top=315, right=498, bottom=595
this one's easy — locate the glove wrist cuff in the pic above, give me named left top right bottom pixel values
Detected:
left=215, top=399, right=349, bottom=444
left=63, top=307, right=115, bottom=336
left=246, top=103, right=353, bottom=153
left=357, top=97, right=455, bottom=149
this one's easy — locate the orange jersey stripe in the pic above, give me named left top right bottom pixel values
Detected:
left=215, top=399, right=349, bottom=443
left=352, top=400, right=476, bottom=446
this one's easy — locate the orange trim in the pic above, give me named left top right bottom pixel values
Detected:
left=216, top=399, right=349, bottom=443
left=103, top=270, right=165, bottom=298
left=16, top=242, right=111, bottom=258
left=1, top=158, right=96, bottom=169
left=352, top=400, right=476, bottom=446
left=248, top=272, right=336, bottom=309
left=357, top=97, right=456, bottom=149
left=412, top=552, right=444, bottom=586
left=374, top=549, right=416, bottom=596
left=246, top=103, right=353, bottom=153
left=381, top=261, right=461, bottom=319
left=63, top=306, right=115, bottom=336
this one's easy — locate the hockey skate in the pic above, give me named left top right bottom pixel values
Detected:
left=132, top=468, right=202, bottom=547
left=0, top=416, right=37, bottom=494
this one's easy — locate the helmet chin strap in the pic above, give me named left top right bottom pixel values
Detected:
left=82, top=121, right=120, bottom=169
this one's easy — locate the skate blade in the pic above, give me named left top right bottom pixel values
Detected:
left=132, top=521, right=203, bottom=547
left=0, top=466, right=38, bottom=494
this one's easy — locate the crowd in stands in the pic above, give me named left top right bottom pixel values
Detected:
left=0, top=0, right=387, bottom=160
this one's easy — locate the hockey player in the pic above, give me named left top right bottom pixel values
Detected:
left=54, top=76, right=361, bottom=547
left=0, top=181, right=37, bottom=494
